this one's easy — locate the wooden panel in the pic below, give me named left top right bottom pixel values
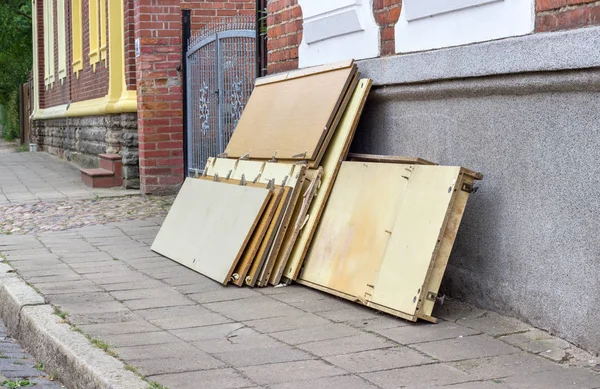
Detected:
left=231, top=161, right=265, bottom=182
left=308, top=74, right=359, bottom=168
left=268, top=168, right=323, bottom=285
left=224, top=65, right=357, bottom=162
left=151, top=178, right=271, bottom=285
left=282, top=78, right=373, bottom=282
left=298, top=163, right=409, bottom=298
left=255, top=60, right=354, bottom=86
left=237, top=186, right=284, bottom=286
left=298, top=162, right=475, bottom=322
left=371, top=165, right=462, bottom=316
left=256, top=186, right=292, bottom=286
left=347, top=153, right=438, bottom=166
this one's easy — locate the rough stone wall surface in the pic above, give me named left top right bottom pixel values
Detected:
left=351, top=69, right=600, bottom=354
left=31, top=114, right=139, bottom=188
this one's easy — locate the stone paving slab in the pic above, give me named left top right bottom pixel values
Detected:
left=0, top=220, right=598, bottom=389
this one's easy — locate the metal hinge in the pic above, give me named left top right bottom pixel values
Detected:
left=461, top=183, right=478, bottom=194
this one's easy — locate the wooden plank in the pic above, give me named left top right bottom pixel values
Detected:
left=281, top=78, right=373, bottom=282
left=235, top=186, right=284, bottom=286
left=298, top=163, right=409, bottom=297
left=151, top=178, right=271, bottom=285
left=256, top=186, right=292, bottom=286
left=255, top=60, right=354, bottom=86
left=268, top=168, right=323, bottom=286
left=371, top=165, right=463, bottom=316
left=347, top=153, right=438, bottom=166
left=308, top=74, right=359, bottom=168
left=418, top=173, right=473, bottom=317
left=224, top=65, right=357, bottom=162
left=298, top=162, right=476, bottom=322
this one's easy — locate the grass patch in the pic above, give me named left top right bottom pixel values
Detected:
left=15, top=144, right=28, bottom=153
left=53, top=306, right=67, bottom=320
left=33, top=362, right=44, bottom=371
left=147, top=382, right=169, bottom=389
left=2, top=379, right=34, bottom=388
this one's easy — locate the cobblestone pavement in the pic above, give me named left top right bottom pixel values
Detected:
left=0, top=149, right=136, bottom=205
left=0, top=195, right=174, bottom=235
left=0, top=318, right=64, bottom=388
left=0, top=221, right=598, bottom=389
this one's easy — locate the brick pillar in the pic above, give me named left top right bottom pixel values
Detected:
left=267, top=0, right=303, bottom=74
left=373, top=0, right=402, bottom=56
left=535, top=0, right=600, bottom=32
left=134, top=0, right=184, bottom=194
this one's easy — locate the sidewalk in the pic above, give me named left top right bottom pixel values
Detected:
left=0, top=219, right=598, bottom=389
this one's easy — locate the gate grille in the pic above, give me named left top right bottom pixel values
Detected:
left=186, top=16, right=256, bottom=174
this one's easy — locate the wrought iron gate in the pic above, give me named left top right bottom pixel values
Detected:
left=186, top=17, right=256, bottom=174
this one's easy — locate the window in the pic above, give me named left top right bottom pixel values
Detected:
left=43, top=0, right=55, bottom=88
left=88, top=0, right=100, bottom=70
left=57, top=0, right=66, bottom=82
left=72, top=0, right=83, bottom=76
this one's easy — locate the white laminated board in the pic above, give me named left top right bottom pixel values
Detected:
left=151, top=178, right=271, bottom=285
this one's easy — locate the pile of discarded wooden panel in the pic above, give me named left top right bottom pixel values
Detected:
left=152, top=60, right=483, bottom=323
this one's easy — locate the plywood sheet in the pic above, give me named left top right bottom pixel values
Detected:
left=237, top=186, right=284, bottom=286
left=268, top=168, right=323, bottom=286
left=298, top=162, right=475, bottom=322
left=151, top=178, right=271, bottom=285
left=282, top=78, right=373, bottom=282
left=347, top=153, right=438, bottom=166
left=224, top=64, right=357, bottom=162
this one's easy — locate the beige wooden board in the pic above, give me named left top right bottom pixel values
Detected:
left=256, top=186, right=292, bottom=286
left=298, top=163, right=471, bottom=321
left=371, top=165, right=462, bottom=316
left=204, top=157, right=238, bottom=178
left=237, top=186, right=284, bottom=286
left=259, top=162, right=304, bottom=188
left=269, top=168, right=323, bottom=286
left=308, top=74, right=359, bottom=168
left=151, top=178, right=271, bottom=285
left=419, top=173, right=474, bottom=317
left=282, top=78, right=373, bottom=282
left=231, top=161, right=265, bottom=182
left=224, top=65, right=357, bottom=162
left=298, top=163, right=410, bottom=297
left=255, top=60, right=354, bottom=86
left=347, top=153, right=438, bottom=166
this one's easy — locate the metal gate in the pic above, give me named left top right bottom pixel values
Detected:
left=186, top=16, right=256, bottom=174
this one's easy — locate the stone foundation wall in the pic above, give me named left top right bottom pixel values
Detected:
left=31, top=114, right=139, bottom=189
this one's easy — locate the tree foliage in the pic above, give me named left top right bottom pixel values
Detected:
left=0, top=0, right=32, bottom=139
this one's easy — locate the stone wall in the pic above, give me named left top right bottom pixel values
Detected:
left=31, top=113, right=139, bottom=189
left=354, top=27, right=600, bottom=354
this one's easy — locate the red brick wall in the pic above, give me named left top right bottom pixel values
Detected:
left=181, top=0, right=255, bottom=32
left=536, top=0, right=600, bottom=32
left=373, top=0, right=402, bottom=56
left=266, top=0, right=301, bottom=74
left=43, top=0, right=70, bottom=107
left=135, top=0, right=185, bottom=194
left=125, top=0, right=136, bottom=91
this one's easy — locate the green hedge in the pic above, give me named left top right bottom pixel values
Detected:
left=0, top=89, right=19, bottom=141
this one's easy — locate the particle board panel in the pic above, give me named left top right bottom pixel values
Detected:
left=204, top=157, right=238, bottom=178
left=223, top=64, right=357, bottom=163
left=234, top=186, right=284, bottom=286
left=298, top=163, right=409, bottom=297
left=281, top=78, right=373, bottom=283
left=151, top=178, right=271, bottom=285
left=308, top=74, right=359, bottom=168
left=297, top=162, right=480, bottom=322
left=269, top=168, right=323, bottom=286
left=255, top=60, right=354, bottom=86
left=256, top=186, right=292, bottom=286
left=347, top=153, right=438, bottom=166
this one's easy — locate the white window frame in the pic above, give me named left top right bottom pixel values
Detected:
left=57, top=0, right=67, bottom=82
left=43, top=0, right=55, bottom=88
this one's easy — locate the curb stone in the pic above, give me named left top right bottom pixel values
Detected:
left=0, top=263, right=147, bottom=389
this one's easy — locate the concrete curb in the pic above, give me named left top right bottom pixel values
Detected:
left=0, top=263, right=148, bottom=389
